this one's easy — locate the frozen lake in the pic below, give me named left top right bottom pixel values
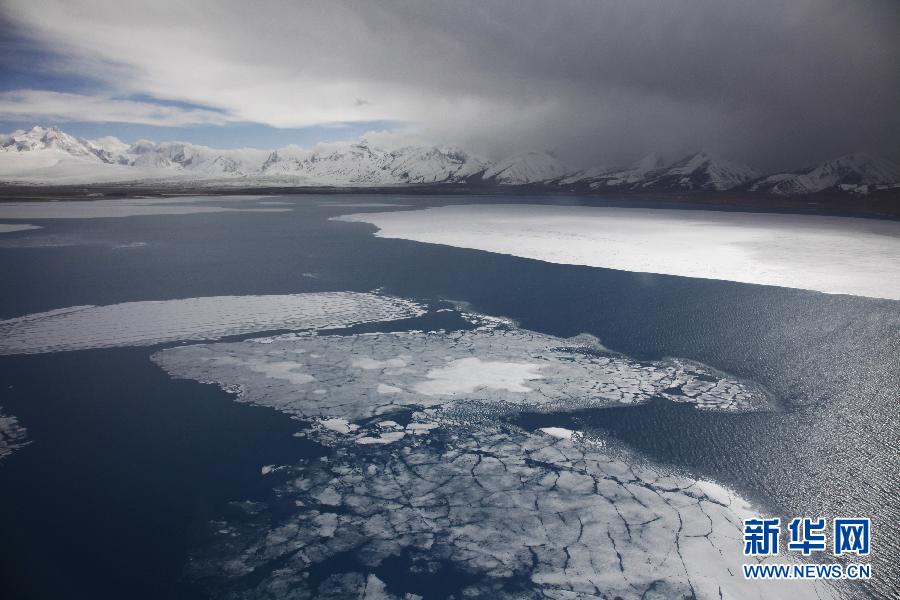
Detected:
left=0, top=194, right=896, bottom=599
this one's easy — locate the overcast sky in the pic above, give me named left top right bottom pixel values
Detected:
left=1, top=0, right=898, bottom=170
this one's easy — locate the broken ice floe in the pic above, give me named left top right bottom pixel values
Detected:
left=0, top=409, right=28, bottom=461
left=153, top=316, right=832, bottom=598
left=187, top=416, right=831, bottom=599
left=0, top=292, right=425, bottom=355
left=154, top=328, right=767, bottom=415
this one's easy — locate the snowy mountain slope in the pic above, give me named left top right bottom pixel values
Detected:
left=0, top=127, right=158, bottom=184
left=0, top=127, right=493, bottom=187
left=572, top=153, right=666, bottom=189
left=0, top=151, right=136, bottom=184
left=749, top=153, right=900, bottom=195
left=126, top=140, right=270, bottom=176
left=558, top=164, right=615, bottom=185
left=0, top=127, right=276, bottom=183
left=89, top=136, right=132, bottom=157
left=289, top=140, right=395, bottom=185
left=259, top=140, right=488, bottom=185
left=482, top=151, right=572, bottom=184
left=2, top=126, right=897, bottom=194
left=636, top=151, right=758, bottom=191
left=1, top=126, right=109, bottom=161
left=559, top=151, right=756, bottom=192
left=383, top=146, right=487, bottom=183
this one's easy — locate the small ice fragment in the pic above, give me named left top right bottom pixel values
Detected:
left=356, top=431, right=406, bottom=445
left=539, top=427, right=575, bottom=439
left=352, top=356, right=410, bottom=370
left=319, top=418, right=358, bottom=434
left=406, top=422, right=439, bottom=434
left=313, top=487, right=342, bottom=506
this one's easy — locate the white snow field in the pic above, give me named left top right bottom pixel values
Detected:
left=0, top=293, right=425, bottom=355
left=0, top=196, right=286, bottom=220
left=336, top=204, right=900, bottom=300
left=0, top=223, right=42, bottom=233
left=154, top=314, right=832, bottom=599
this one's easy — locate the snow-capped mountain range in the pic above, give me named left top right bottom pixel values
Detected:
left=1, top=126, right=898, bottom=195
left=748, top=153, right=900, bottom=196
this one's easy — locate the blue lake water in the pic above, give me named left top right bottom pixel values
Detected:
left=0, top=194, right=897, bottom=599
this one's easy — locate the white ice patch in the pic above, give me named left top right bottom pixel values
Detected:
left=313, top=487, right=341, bottom=506
left=244, top=359, right=315, bottom=385
left=336, top=204, right=900, bottom=300
left=351, top=356, right=411, bottom=370
left=405, top=422, right=439, bottom=434
left=414, top=357, right=543, bottom=395
left=154, top=328, right=765, bottom=417
left=539, top=426, right=575, bottom=439
left=0, top=292, right=425, bottom=355
left=0, top=223, right=41, bottom=233
left=313, top=512, right=338, bottom=538
left=0, top=409, right=29, bottom=461
left=355, top=431, right=406, bottom=445
left=319, top=418, right=359, bottom=435
left=376, top=383, right=402, bottom=394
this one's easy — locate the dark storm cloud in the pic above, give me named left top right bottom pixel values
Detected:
left=2, top=0, right=898, bottom=169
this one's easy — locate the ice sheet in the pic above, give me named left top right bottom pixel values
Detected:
left=335, top=204, right=900, bottom=300
left=0, top=293, right=425, bottom=355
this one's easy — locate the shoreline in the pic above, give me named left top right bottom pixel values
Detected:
left=0, top=184, right=898, bottom=220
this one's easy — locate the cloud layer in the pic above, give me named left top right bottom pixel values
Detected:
left=2, top=0, right=898, bottom=169
left=0, top=90, right=233, bottom=126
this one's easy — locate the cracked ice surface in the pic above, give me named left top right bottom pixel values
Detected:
left=0, top=293, right=425, bottom=355
left=186, top=414, right=831, bottom=599
left=0, top=410, right=28, bottom=461
left=153, top=322, right=827, bottom=598
left=155, top=328, right=768, bottom=415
